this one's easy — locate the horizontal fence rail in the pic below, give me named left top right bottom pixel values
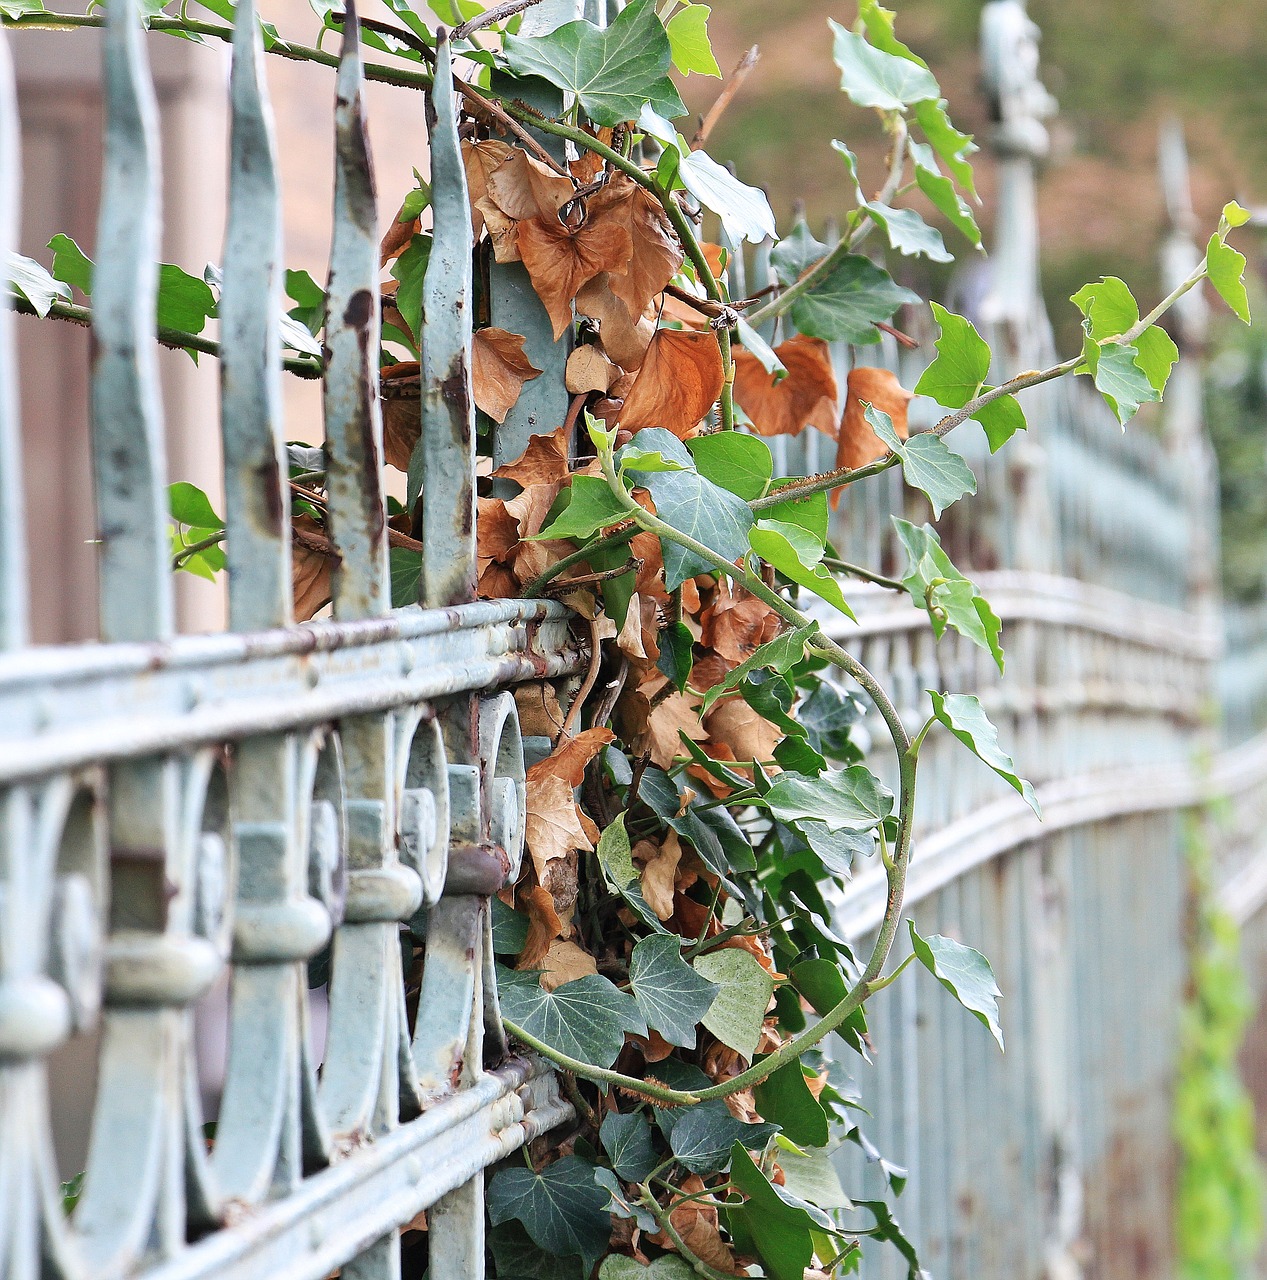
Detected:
left=0, top=4, right=587, bottom=1280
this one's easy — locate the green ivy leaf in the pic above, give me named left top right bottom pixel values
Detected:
left=928, top=691, right=1040, bottom=816
left=665, top=3, right=720, bottom=77
left=489, top=1222, right=586, bottom=1280
left=765, top=765, right=894, bottom=833
left=912, top=97, right=978, bottom=197
left=748, top=521, right=855, bottom=619
left=594, top=1167, right=658, bottom=1234
left=852, top=1200, right=925, bottom=1275
left=908, top=919, right=1004, bottom=1051
left=1133, top=324, right=1180, bottom=396
left=828, top=20, right=939, bottom=111
left=503, top=0, right=685, bottom=128
left=857, top=0, right=928, bottom=67
left=1207, top=232, right=1252, bottom=325
left=390, top=233, right=431, bottom=344
left=973, top=393, right=1027, bottom=452
left=47, top=234, right=93, bottom=296
left=735, top=317, right=787, bottom=378
left=595, top=815, right=666, bottom=933
left=599, top=1111, right=659, bottom=1183
left=6, top=253, right=71, bottom=316
left=669, top=1101, right=776, bottom=1174
left=624, top=429, right=753, bottom=589
left=534, top=475, right=629, bottom=541
left=914, top=302, right=989, bottom=408
left=656, top=619, right=694, bottom=692
left=728, top=1144, right=817, bottom=1280
left=491, top=896, right=530, bottom=956
left=692, top=948, right=775, bottom=1058
left=155, top=262, right=217, bottom=335
left=753, top=1058, right=829, bottom=1148
left=758, top=483, right=829, bottom=543
left=1086, top=341, right=1159, bottom=426
left=1071, top=274, right=1138, bottom=339
left=700, top=623, right=816, bottom=713
left=599, top=1255, right=695, bottom=1280
left=788, top=253, right=920, bottom=345
left=864, top=202, right=952, bottom=263
left=628, top=934, right=719, bottom=1049
left=893, top=518, right=1003, bottom=671
left=910, top=142, right=981, bottom=247
left=799, top=821, right=872, bottom=879
left=775, top=1137, right=853, bottom=1209
left=389, top=548, right=422, bottom=608
left=867, top=406, right=976, bottom=518
left=686, top=431, right=772, bottom=501
left=169, top=482, right=224, bottom=530
left=675, top=149, right=777, bottom=245
left=770, top=221, right=829, bottom=287
left=789, top=957, right=868, bottom=1057
left=0, top=0, right=45, bottom=16
left=496, top=966, right=647, bottom=1069
left=487, top=1156, right=612, bottom=1274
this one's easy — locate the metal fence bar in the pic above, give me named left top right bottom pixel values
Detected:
left=220, top=0, right=290, bottom=633
left=0, top=31, right=23, bottom=652
left=91, top=0, right=171, bottom=645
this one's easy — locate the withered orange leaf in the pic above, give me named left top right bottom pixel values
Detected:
left=705, top=699, right=782, bottom=767
left=485, top=147, right=576, bottom=223
left=537, top=939, right=598, bottom=992
left=524, top=773, right=594, bottom=882
left=733, top=334, right=839, bottom=439
left=380, top=203, right=420, bottom=267
left=518, top=213, right=633, bottom=340
left=565, top=344, right=619, bottom=394
left=475, top=197, right=522, bottom=263
left=590, top=174, right=684, bottom=323
left=493, top=425, right=573, bottom=488
left=837, top=366, right=913, bottom=473
left=576, top=273, right=656, bottom=371
left=462, top=139, right=515, bottom=240
left=570, top=126, right=614, bottom=185
left=477, top=496, right=520, bottom=565
left=471, top=327, right=542, bottom=424
left=700, top=580, right=780, bottom=665
left=518, top=884, right=565, bottom=969
left=635, top=833, right=681, bottom=921
left=619, top=328, right=725, bottom=438
left=526, top=726, right=615, bottom=789
left=292, top=515, right=334, bottom=621
left=380, top=361, right=420, bottom=472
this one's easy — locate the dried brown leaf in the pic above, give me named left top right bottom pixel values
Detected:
left=519, top=884, right=565, bottom=969
left=576, top=274, right=656, bottom=371
left=462, top=139, right=515, bottom=239
left=733, top=334, right=839, bottom=439
left=538, top=939, right=598, bottom=992
left=565, top=344, right=619, bottom=394
left=524, top=774, right=594, bottom=881
left=493, top=426, right=573, bottom=488
left=381, top=361, right=420, bottom=472
left=635, top=832, right=682, bottom=921
left=837, top=366, right=913, bottom=471
left=619, top=329, right=725, bottom=439
left=704, top=699, right=782, bottom=767
left=589, top=174, right=684, bottom=323
left=472, top=327, right=543, bottom=424
left=292, top=515, right=334, bottom=621
left=526, top=727, right=615, bottom=788
left=485, top=148, right=576, bottom=223
left=519, top=213, right=633, bottom=340
left=699, top=581, right=780, bottom=665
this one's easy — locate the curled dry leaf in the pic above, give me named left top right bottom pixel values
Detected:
left=663, top=1175, right=742, bottom=1275
left=518, top=211, right=633, bottom=340
left=471, top=327, right=543, bottom=423
left=519, top=884, right=565, bottom=969
left=619, top=328, right=725, bottom=439
left=569, top=125, right=613, bottom=185
left=537, top=939, right=598, bottom=992
left=515, top=681, right=565, bottom=738
left=476, top=197, right=522, bottom=263
left=616, top=593, right=661, bottom=664
left=634, top=832, right=682, bottom=922
left=462, top=138, right=515, bottom=239
left=699, top=581, right=781, bottom=665
left=577, top=274, right=656, bottom=371
left=380, top=200, right=420, bottom=267
left=380, top=361, right=420, bottom=472
left=618, top=679, right=708, bottom=770
left=837, top=366, right=913, bottom=475
left=589, top=174, right=684, bottom=323
left=704, top=699, right=782, bottom=768
left=485, top=147, right=576, bottom=223
left=493, top=425, right=573, bottom=489
left=565, top=344, right=620, bottom=394
left=292, top=515, right=335, bottom=621
left=733, top=334, right=839, bottom=439
left=524, top=773, right=594, bottom=882
left=630, top=1028, right=676, bottom=1063
left=526, top=727, right=615, bottom=789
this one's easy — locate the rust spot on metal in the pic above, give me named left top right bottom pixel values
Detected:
left=259, top=460, right=284, bottom=529
left=342, top=288, right=374, bottom=331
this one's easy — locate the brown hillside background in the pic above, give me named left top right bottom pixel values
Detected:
left=680, top=0, right=1266, bottom=344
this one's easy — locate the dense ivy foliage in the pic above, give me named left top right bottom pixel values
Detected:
left=3, top=0, right=1254, bottom=1275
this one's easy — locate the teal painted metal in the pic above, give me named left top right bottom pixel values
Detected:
left=0, top=3, right=583, bottom=1278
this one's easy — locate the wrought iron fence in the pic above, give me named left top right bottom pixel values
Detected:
left=2, top=0, right=1267, bottom=1278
